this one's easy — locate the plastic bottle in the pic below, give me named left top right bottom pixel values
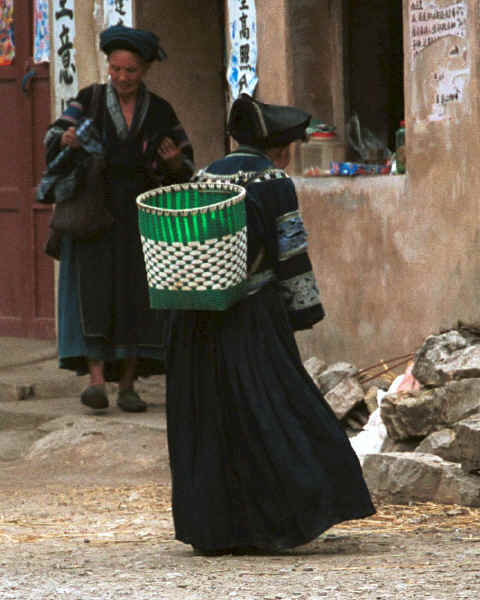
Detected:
left=395, top=120, right=406, bottom=174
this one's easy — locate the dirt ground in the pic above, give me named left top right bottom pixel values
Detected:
left=1, top=409, right=480, bottom=599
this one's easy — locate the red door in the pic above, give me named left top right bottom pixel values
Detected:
left=0, top=1, right=54, bottom=338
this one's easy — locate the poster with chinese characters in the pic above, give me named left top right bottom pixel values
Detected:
left=227, top=0, right=258, bottom=100
left=409, top=1, right=468, bottom=122
left=34, top=0, right=50, bottom=63
left=0, top=0, right=15, bottom=66
left=53, top=0, right=78, bottom=116
left=410, top=1, right=466, bottom=63
left=104, top=0, right=133, bottom=28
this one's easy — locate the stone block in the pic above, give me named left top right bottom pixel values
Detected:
left=438, top=379, right=480, bottom=424
left=316, top=362, right=358, bottom=395
left=413, top=330, right=480, bottom=386
left=454, top=415, right=480, bottom=473
left=380, top=389, right=442, bottom=441
left=363, top=452, right=480, bottom=507
left=380, top=379, right=480, bottom=441
left=303, top=356, right=328, bottom=387
left=325, top=376, right=365, bottom=421
left=364, top=386, right=379, bottom=414
left=381, top=437, right=419, bottom=453
left=415, top=429, right=461, bottom=463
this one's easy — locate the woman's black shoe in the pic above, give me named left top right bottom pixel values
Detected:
left=80, top=384, right=109, bottom=410
left=117, top=389, right=147, bottom=413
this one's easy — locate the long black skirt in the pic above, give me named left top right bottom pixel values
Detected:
left=166, top=284, right=375, bottom=552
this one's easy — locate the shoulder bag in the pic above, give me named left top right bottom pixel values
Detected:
left=45, top=84, right=113, bottom=258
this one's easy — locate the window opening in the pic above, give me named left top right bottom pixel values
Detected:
left=344, top=0, right=404, bottom=166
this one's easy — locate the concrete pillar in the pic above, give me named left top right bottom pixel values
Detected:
left=254, top=0, right=293, bottom=104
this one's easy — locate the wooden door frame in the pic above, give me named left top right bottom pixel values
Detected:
left=0, top=1, right=54, bottom=338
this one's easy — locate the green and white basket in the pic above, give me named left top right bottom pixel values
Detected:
left=136, top=181, right=248, bottom=310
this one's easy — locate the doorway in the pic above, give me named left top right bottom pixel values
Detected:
left=0, top=0, right=54, bottom=338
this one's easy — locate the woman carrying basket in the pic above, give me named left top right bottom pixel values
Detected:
left=44, top=25, right=194, bottom=412
left=166, top=94, right=375, bottom=555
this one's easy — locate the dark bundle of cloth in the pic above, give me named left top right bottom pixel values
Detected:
left=36, top=117, right=103, bottom=205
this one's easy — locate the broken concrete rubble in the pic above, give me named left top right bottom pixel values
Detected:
left=324, top=375, right=365, bottom=421
left=415, top=428, right=462, bottom=463
left=303, top=356, right=327, bottom=387
left=364, top=386, right=379, bottom=414
left=315, top=361, right=358, bottom=396
left=380, top=389, right=442, bottom=441
left=363, top=452, right=480, bottom=507
left=413, top=330, right=480, bottom=386
left=307, top=325, right=480, bottom=507
left=380, top=378, right=480, bottom=441
left=453, top=415, right=480, bottom=473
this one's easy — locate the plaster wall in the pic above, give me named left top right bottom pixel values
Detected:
left=290, top=0, right=480, bottom=369
left=136, top=0, right=226, bottom=171
left=254, top=0, right=292, bottom=104
left=287, top=1, right=337, bottom=130
left=73, top=0, right=105, bottom=87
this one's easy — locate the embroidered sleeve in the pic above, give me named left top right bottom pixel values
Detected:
left=277, top=253, right=326, bottom=331
left=280, top=271, right=322, bottom=311
left=277, top=210, right=308, bottom=261
left=43, top=86, right=93, bottom=163
left=273, top=184, right=325, bottom=330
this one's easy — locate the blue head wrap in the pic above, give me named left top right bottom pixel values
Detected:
left=100, top=25, right=167, bottom=63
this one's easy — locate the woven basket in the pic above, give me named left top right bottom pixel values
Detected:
left=136, top=181, right=248, bottom=310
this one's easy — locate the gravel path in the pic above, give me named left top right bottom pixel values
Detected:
left=1, top=483, right=480, bottom=599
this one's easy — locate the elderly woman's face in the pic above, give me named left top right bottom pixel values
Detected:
left=108, top=49, right=148, bottom=98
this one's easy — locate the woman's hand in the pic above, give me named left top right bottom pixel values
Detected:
left=157, top=137, right=183, bottom=171
left=60, top=126, right=81, bottom=149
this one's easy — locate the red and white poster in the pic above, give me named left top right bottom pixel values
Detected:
left=0, top=0, right=15, bottom=66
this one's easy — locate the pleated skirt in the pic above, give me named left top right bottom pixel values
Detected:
left=166, top=284, right=375, bottom=552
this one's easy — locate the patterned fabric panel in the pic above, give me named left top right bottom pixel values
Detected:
left=106, top=81, right=150, bottom=140
left=279, top=271, right=322, bottom=312
left=59, top=100, right=84, bottom=125
left=192, top=168, right=288, bottom=186
left=277, top=210, right=308, bottom=261
left=141, top=229, right=247, bottom=292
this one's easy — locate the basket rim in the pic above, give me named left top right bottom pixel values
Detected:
left=136, top=181, right=246, bottom=215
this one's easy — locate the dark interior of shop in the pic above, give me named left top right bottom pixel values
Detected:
left=344, top=0, right=404, bottom=158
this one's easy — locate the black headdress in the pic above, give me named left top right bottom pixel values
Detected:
left=100, top=25, right=167, bottom=63
left=227, top=94, right=311, bottom=148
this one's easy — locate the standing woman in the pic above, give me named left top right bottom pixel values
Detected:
left=45, top=25, right=194, bottom=412
left=166, top=94, right=375, bottom=555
